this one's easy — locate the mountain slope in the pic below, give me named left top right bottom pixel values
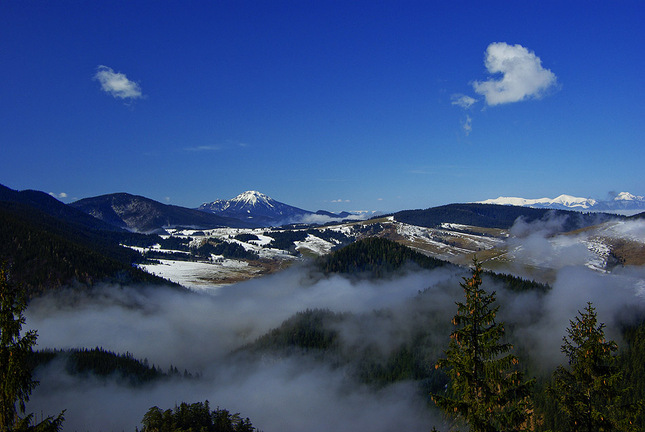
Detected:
left=198, top=190, right=320, bottom=226
left=0, top=184, right=122, bottom=232
left=0, top=201, right=173, bottom=296
left=71, top=193, right=258, bottom=233
left=393, top=203, right=619, bottom=231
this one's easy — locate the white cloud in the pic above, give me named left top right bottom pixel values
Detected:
left=94, top=65, right=143, bottom=100
left=184, top=145, right=222, bottom=152
left=451, top=94, right=477, bottom=109
left=331, top=199, right=350, bottom=203
left=462, top=115, right=472, bottom=135
left=472, top=42, right=557, bottom=105
left=48, top=192, right=68, bottom=199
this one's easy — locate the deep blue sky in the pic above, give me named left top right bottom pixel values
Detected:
left=1, top=1, right=643, bottom=213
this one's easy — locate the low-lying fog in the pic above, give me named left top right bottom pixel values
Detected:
left=24, top=219, right=645, bottom=431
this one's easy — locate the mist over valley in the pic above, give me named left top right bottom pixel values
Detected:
left=1, top=183, right=643, bottom=430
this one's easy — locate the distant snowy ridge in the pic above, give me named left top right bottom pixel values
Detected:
left=477, top=192, right=645, bottom=213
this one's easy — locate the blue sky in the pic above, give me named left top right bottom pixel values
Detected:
left=1, top=1, right=643, bottom=213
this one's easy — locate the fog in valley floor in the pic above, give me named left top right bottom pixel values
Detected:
left=24, top=219, right=645, bottom=431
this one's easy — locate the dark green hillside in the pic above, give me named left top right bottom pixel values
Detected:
left=266, top=230, right=308, bottom=252
left=0, top=202, right=173, bottom=297
left=238, top=305, right=448, bottom=389
left=248, top=309, right=345, bottom=353
left=394, top=203, right=618, bottom=231
left=0, top=183, right=121, bottom=232
left=30, top=347, right=169, bottom=386
left=318, top=237, right=448, bottom=277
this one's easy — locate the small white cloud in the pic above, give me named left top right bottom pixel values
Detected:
left=472, top=42, right=557, bottom=105
left=462, top=115, right=473, bottom=135
left=451, top=94, right=477, bottom=109
left=184, top=145, right=222, bottom=152
left=49, top=192, right=68, bottom=199
left=94, top=65, right=143, bottom=100
left=331, top=199, right=351, bottom=203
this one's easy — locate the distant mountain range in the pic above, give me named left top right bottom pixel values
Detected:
left=477, top=192, right=645, bottom=213
left=2, top=182, right=641, bottom=236
left=2, top=181, right=642, bottom=296
left=198, top=190, right=354, bottom=227
left=70, top=192, right=257, bottom=233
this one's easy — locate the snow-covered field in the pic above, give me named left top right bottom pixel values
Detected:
left=131, top=218, right=644, bottom=289
left=396, top=222, right=506, bottom=258
left=137, top=259, right=254, bottom=292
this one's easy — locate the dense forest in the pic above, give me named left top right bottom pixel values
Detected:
left=317, top=236, right=448, bottom=277
left=0, top=202, right=173, bottom=296
left=28, top=347, right=176, bottom=386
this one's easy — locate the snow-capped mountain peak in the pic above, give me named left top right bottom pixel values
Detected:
left=477, top=192, right=645, bottom=214
left=198, top=191, right=312, bottom=226
left=614, top=192, right=642, bottom=201
left=232, top=190, right=275, bottom=208
left=478, top=194, right=596, bottom=209
left=197, top=191, right=358, bottom=227
left=550, top=194, right=597, bottom=208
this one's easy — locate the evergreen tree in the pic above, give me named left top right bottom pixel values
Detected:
left=140, top=401, right=258, bottom=432
left=0, top=262, right=64, bottom=431
left=433, top=259, right=534, bottom=432
left=548, top=302, right=640, bottom=431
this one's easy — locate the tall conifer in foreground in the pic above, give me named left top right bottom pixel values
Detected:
left=549, top=302, right=641, bottom=431
left=433, top=259, right=534, bottom=432
left=0, top=262, right=64, bottom=431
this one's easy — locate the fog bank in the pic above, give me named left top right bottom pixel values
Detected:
left=24, top=252, right=645, bottom=430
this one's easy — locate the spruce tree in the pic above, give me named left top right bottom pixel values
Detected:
left=0, top=262, right=64, bottom=431
left=549, top=302, right=640, bottom=432
left=433, top=259, right=534, bottom=432
left=0, top=263, right=39, bottom=430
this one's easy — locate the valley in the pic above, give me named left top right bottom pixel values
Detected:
left=129, top=215, right=645, bottom=289
left=1, top=183, right=644, bottom=431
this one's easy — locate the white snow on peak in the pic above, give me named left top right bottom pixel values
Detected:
left=232, top=191, right=273, bottom=207
left=478, top=194, right=596, bottom=208
left=550, top=194, right=597, bottom=208
left=476, top=192, right=645, bottom=213
left=614, top=192, right=643, bottom=201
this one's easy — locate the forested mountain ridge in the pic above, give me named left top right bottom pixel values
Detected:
left=393, top=203, right=620, bottom=230
left=0, top=184, right=123, bottom=232
left=317, top=236, right=450, bottom=277
left=0, top=199, right=176, bottom=297
left=30, top=347, right=170, bottom=386
left=71, top=192, right=259, bottom=233
left=1, top=183, right=640, bottom=293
